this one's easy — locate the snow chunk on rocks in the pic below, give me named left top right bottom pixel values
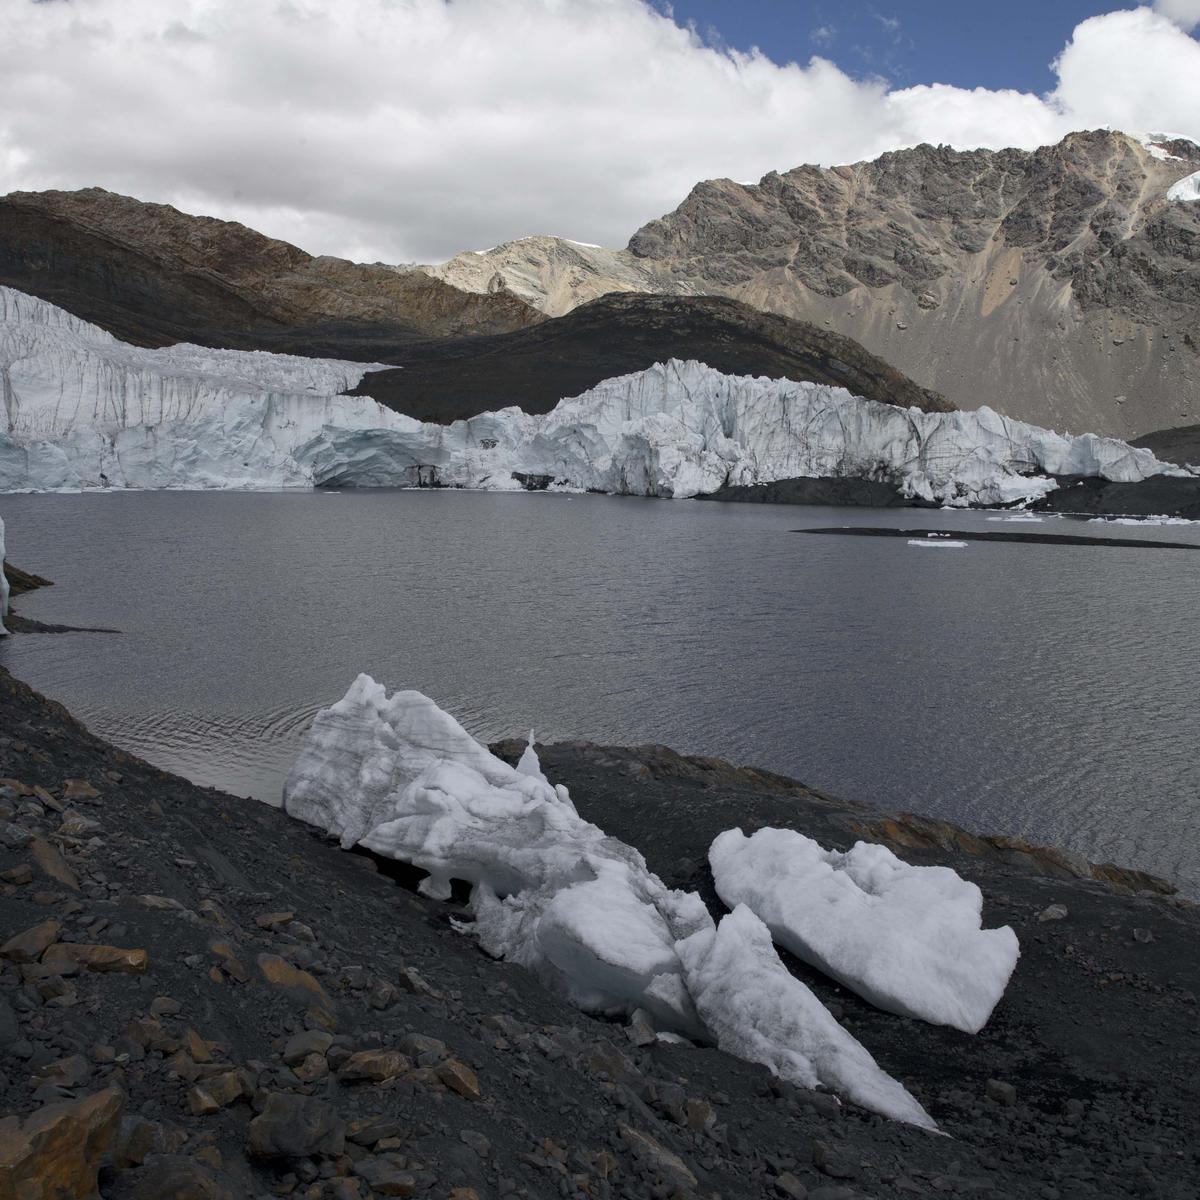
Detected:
left=677, top=905, right=938, bottom=1131
left=284, top=675, right=703, bottom=1031
left=709, top=827, right=1019, bottom=1034
left=285, top=676, right=940, bottom=1128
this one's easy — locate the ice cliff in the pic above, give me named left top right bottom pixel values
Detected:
left=284, top=676, right=940, bottom=1130
left=1, top=286, right=1181, bottom=505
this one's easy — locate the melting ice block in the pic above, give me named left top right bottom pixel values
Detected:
left=676, top=906, right=938, bottom=1131
left=284, top=676, right=941, bottom=1128
left=283, top=675, right=704, bottom=1032
left=709, top=827, right=1019, bottom=1034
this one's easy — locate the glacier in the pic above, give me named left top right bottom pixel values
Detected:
left=283, top=676, right=937, bottom=1129
left=1, top=285, right=1182, bottom=505
left=1167, top=170, right=1200, bottom=203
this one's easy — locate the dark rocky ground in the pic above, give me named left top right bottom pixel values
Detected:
left=348, top=295, right=950, bottom=423
left=1130, top=425, right=1200, bottom=470
left=1030, top=475, right=1200, bottom=519
left=696, top=473, right=1200, bottom=519
left=2, top=589, right=1199, bottom=1199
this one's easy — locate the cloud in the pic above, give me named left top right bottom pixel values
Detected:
left=0, top=1, right=1197, bottom=263
left=810, top=24, right=836, bottom=47
left=1153, top=0, right=1200, bottom=30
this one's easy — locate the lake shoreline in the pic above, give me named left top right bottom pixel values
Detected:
left=2, top=579, right=1199, bottom=1197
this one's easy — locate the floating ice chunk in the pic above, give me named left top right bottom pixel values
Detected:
left=908, top=539, right=968, bottom=548
left=709, top=828, right=1019, bottom=1034
left=0, top=515, right=10, bottom=635
left=1167, top=170, right=1200, bottom=203
left=676, top=906, right=938, bottom=1131
left=986, top=514, right=1043, bottom=522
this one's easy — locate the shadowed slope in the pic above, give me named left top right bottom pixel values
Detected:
left=351, top=293, right=952, bottom=422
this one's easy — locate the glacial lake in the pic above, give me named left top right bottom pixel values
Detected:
left=2, top=489, right=1199, bottom=896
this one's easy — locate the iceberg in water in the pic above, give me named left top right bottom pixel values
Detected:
left=709, top=827, right=1019, bottom=1034
left=1, top=286, right=1183, bottom=507
left=283, top=675, right=937, bottom=1128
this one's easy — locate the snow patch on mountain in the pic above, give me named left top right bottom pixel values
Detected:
left=1, top=286, right=1182, bottom=504
left=284, top=676, right=938, bottom=1129
left=1167, top=170, right=1200, bottom=202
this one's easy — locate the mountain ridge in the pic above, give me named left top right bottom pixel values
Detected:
left=419, top=130, right=1200, bottom=438
left=0, top=187, right=546, bottom=355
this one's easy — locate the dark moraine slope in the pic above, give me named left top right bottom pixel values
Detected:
left=1132, top=423, right=1200, bottom=469
left=350, top=293, right=953, bottom=422
left=701, top=472, right=1200, bottom=519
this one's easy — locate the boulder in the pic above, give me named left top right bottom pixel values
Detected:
left=42, top=943, right=148, bottom=974
left=126, top=1153, right=235, bottom=1200
left=0, top=918, right=61, bottom=963
left=0, top=1086, right=123, bottom=1200
left=246, top=1093, right=344, bottom=1160
left=338, top=1050, right=411, bottom=1084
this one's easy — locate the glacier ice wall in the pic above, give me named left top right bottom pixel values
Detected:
left=0, top=285, right=396, bottom=490
left=1, top=285, right=1181, bottom=505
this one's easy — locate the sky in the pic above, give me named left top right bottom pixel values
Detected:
left=2, top=0, right=1199, bottom=263
left=660, top=1, right=1117, bottom=92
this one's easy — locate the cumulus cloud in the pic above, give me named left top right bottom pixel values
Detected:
left=0, top=0, right=1197, bottom=263
left=1154, top=0, right=1200, bottom=30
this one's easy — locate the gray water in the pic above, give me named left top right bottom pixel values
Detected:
left=2, top=489, right=1198, bottom=894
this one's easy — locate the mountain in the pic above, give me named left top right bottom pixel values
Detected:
left=426, top=235, right=663, bottom=316
left=0, top=189, right=951, bottom=421
left=354, top=293, right=951, bottom=423
left=422, top=131, right=1200, bottom=439
left=0, top=187, right=545, bottom=357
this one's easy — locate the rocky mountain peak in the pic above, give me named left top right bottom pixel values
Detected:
left=425, top=130, right=1198, bottom=437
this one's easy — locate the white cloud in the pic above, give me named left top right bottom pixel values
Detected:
left=0, top=1, right=1197, bottom=263
left=1153, top=0, right=1200, bottom=30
